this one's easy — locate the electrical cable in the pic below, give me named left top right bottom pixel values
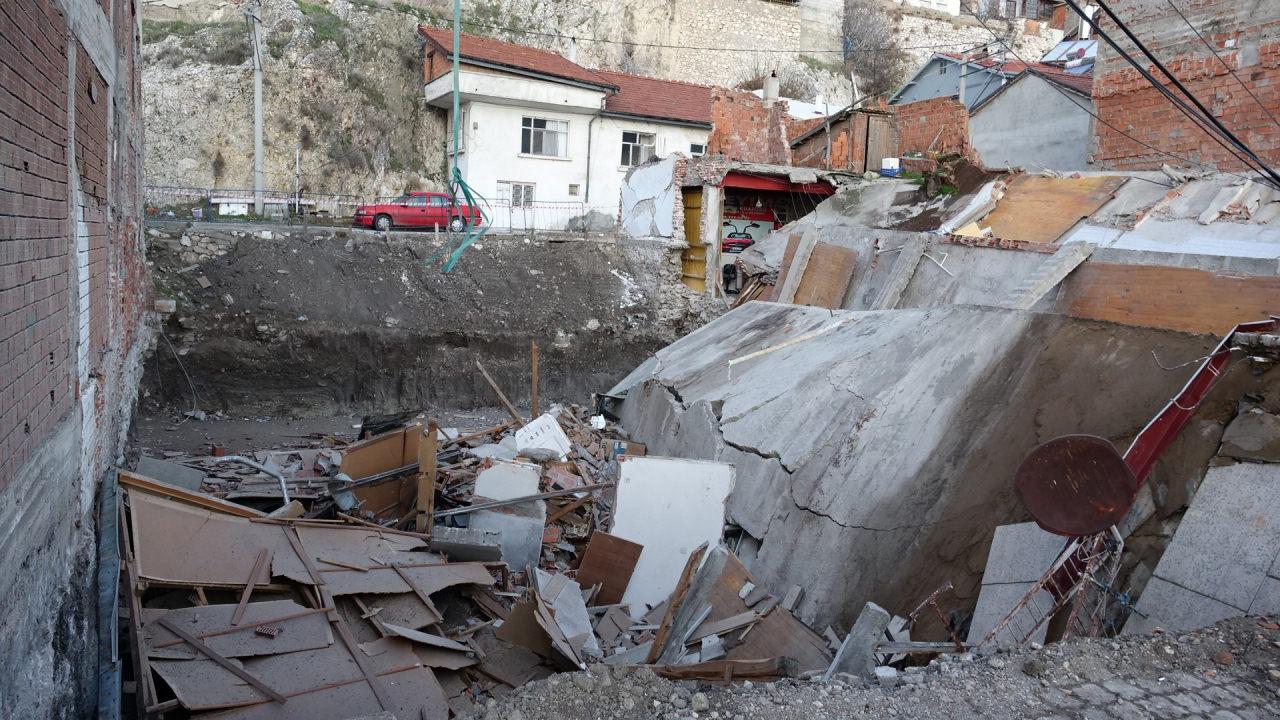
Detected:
left=1072, top=0, right=1280, bottom=188
left=1163, top=0, right=1280, bottom=133
left=957, top=2, right=1262, bottom=184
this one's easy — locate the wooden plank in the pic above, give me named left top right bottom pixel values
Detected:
left=653, top=657, right=788, bottom=681
left=475, top=360, right=524, bottom=425
left=415, top=422, right=439, bottom=534
left=792, top=242, right=856, bottom=309
left=231, top=549, right=272, bottom=626
left=1054, top=262, right=1280, bottom=336
left=981, top=175, right=1127, bottom=244
left=546, top=495, right=591, bottom=525
left=645, top=542, right=708, bottom=664
left=776, top=228, right=819, bottom=304
left=686, top=610, right=760, bottom=644
left=119, top=470, right=266, bottom=518
left=576, top=532, right=643, bottom=606
left=156, top=617, right=287, bottom=704
left=340, top=428, right=410, bottom=481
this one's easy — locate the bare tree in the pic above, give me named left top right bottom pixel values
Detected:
left=842, top=0, right=912, bottom=100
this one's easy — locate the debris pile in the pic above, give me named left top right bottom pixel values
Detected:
left=120, top=367, right=839, bottom=717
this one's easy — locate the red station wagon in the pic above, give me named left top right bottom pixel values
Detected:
left=353, top=191, right=482, bottom=232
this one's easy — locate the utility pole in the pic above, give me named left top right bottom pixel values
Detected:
left=958, top=51, right=969, bottom=108
left=245, top=1, right=265, bottom=216
left=450, top=0, right=462, bottom=204
left=293, top=143, right=301, bottom=222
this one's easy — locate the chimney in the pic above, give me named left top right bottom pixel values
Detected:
left=764, top=71, right=780, bottom=105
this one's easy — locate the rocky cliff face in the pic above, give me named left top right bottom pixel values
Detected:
left=141, top=0, right=1060, bottom=198
left=143, top=0, right=447, bottom=198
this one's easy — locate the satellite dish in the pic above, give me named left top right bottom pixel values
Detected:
left=1014, top=435, right=1137, bottom=537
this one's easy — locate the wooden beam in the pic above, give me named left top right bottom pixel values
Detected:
left=156, top=617, right=287, bottom=704
left=416, top=421, right=439, bottom=534
left=475, top=360, right=523, bottom=425
left=231, top=548, right=272, bottom=626
left=118, top=470, right=265, bottom=518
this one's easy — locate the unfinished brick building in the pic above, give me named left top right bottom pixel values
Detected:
left=1091, top=0, right=1280, bottom=170
left=0, top=0, right=150, bottom=715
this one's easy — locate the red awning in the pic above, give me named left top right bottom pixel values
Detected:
left=721, top=172, right=835, bottom=196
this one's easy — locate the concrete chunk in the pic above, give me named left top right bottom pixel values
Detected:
left=825, top=601, right=890, bottom=681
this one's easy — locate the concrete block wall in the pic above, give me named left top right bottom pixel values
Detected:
left=1091, top=0, right=1280, bottom=170
left=0, top=0, right=150, bottom=715
left=892, top=95, right=972, bottom=159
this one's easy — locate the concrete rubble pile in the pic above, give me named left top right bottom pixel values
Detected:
left=117, top=365, right=847, bottom=718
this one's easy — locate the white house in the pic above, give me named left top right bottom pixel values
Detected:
left=419, top=26, right=713, bottom=232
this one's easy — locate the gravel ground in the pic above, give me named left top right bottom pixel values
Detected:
left=464, top=617, right=1280, bottom=720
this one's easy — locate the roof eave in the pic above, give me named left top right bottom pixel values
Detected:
left=420, top=32, right=617, bottom=93
left=598, top=110, right=712, bottom=129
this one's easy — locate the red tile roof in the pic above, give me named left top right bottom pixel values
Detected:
left=594, top=69, right=713, bottom=126
left=418, top=26, right=615, bottom=89
left=1029, top=64, right=1094, bottom=96
left=937, top=51, right=1093, bottom=96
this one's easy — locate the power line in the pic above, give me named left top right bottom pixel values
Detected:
left=1162, top=0, right=1280, bottom=133
left=956, top=2, right=1258, bottom=183
left=1077, top=0, right=1280, bottom=188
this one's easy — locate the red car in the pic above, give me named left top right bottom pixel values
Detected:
left=353, top=191, right=482, bottom=232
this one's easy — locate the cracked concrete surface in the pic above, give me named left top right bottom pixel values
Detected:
left=612, top=302, right=1258, bottom=636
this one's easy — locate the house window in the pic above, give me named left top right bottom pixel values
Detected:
left=503, top=182, right=534, bottom=207
left=521, top=116, right=568, bottom=157
left=689, top=143, right=706, bottom=157
left=621, top=131, right=656, bottom=166
left=568, top=184, right=580, bottom=196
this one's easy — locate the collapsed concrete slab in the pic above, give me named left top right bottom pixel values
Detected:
left=966, top=523, right=1067, bottom=648
left=611, top=301, right=1248, bottom=633
left=1124, top=462, right=1280, bottom=635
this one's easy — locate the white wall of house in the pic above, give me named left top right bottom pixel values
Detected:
left=428, top=65, right=711, bottom=231
left=587, top=116, right=710, bottom=214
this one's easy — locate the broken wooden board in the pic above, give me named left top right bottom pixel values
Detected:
left=652, top=546, right=831, bottom=672
left=791, top=242, right=856, bottom=309
left=576, top=532, right=643, bottom=606
left=120, top=470, right=266, bottom=518
left=1054, top=262, right=1280, bottom=335
left=128, top=492, right=281, bottom=586
left=759, top=229, right=805, bottom=302
left=980, top=175, right=1127, bottom=244
left=143, top=601, right=332, bottom=660
left=339, top=423, right=420, bottom=480
left=151, top=637, right=443, bottom=718
left=283, top=561, right=495, bottom=598
left=653, top=657, right=792, bottom=681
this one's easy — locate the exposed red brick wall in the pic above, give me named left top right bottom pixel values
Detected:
left=0, top=0, right=72, bottom=483
left=0, top=0, right=148, bottom=486
left=707, top=88, right=792, bottom=165
left=792, top=114, right=872, bottom=172
left=892, top=96, right=972, bottom=159
left=1091, top=0, right=1280, bottom=171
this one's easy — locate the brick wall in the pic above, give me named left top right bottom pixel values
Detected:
left=0, top=0, right=72, bottom=482
left=1091, top=0, right=1280, bottom=170
left=0, top=0, right=150, bottom=715
left=892, top=96, right=972, bottom=159
left=792, top=114, right=870, bottom=172
left=707, top=88, right=792, bottom=165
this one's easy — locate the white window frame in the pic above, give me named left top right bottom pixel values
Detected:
left=621, top=131, right=656, bottom=167
left=521, top=116, right=568, bottom=158
left=689, top=143, right=706, bottom=157
left=500, top=181, right=535, bottom=207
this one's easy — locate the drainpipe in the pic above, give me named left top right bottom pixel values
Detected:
left=211, top=455, right=290, bottom=505
left=585, top=114, right=599, bottom=206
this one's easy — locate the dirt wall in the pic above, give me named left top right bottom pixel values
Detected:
left=142, top=222, right=719, bottom=416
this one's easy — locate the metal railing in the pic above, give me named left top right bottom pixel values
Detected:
left=144, top=186, right=620, bottom=234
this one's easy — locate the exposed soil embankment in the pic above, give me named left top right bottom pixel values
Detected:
left=143, top=223, right=718, bottom=416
